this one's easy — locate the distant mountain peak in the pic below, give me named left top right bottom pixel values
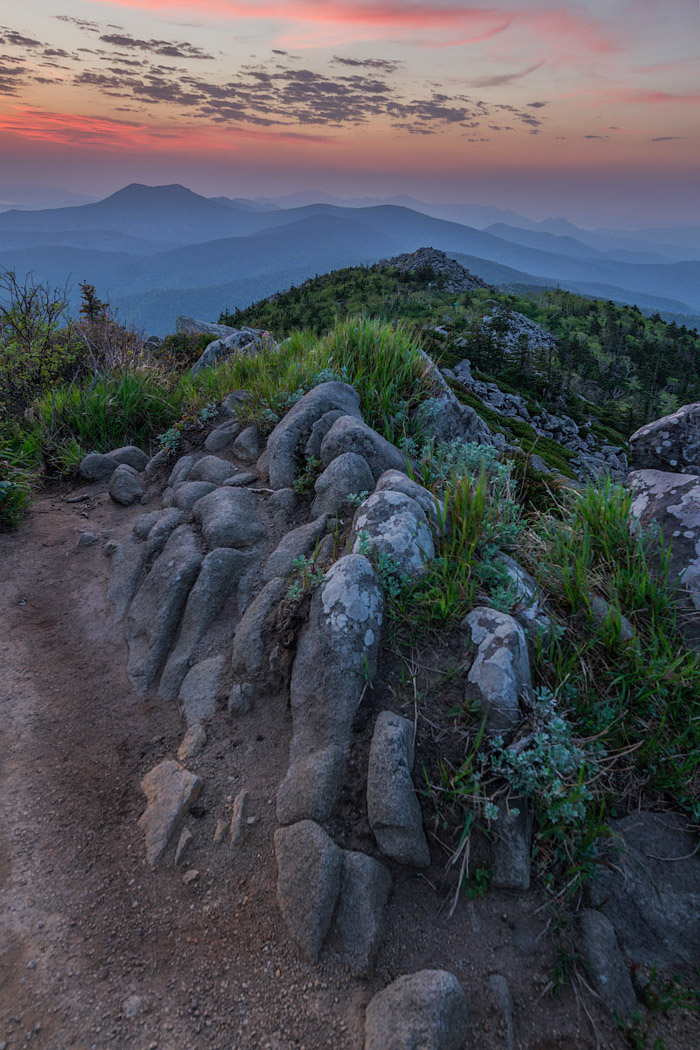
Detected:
left=105, top=182, right=203, bottom=202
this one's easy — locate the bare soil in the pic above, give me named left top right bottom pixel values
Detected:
left=1, top=484, right=697, bottom=1050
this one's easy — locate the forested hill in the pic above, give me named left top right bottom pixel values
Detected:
left=220, top=259, right=700, bottom=438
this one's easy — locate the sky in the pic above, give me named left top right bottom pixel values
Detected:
left=0, top=1, right=698, bottom=225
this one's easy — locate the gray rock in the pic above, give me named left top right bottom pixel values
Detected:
left=269, top=487, right=297, bottom=530
left=367, top=710, right=430, bottom=868
left=145, top=508, right=182, bottom=557
left=589, top=811, right=700, bottom=973
left=364, top=970, right=468, bottom=1050
left=133, top=510, right=161, bottom=540
left=190, top=327, right=275, bottom=375
left=144, top=448, right=170, bottom=480
left=176, top=315, right=236, bottom=337
left=107, top=445, right=149, bottom=471
left=276, top=555, right=383, bottom=824
left=179, top=655, right=227, bottom=725
left=79, top=452, right=117, bottom=482
left=223, top=472, right=258, bottom=487
left=375, top=469, right=442, bottom=528
left=126, top=526, right=202, bottom=693
left=311, top=452, right=374, bottom=521
left=193, top=487, right=266, bottom=549
left=138, top=759, right=202, bottom=867
left=320, top=415, right=407, bottom=482
left=274, top=820, right=342, bottom=962
left=189, top=455, right=238, bottom=486
left=304, top=409, right=345, bottom=461
left=174, top=480, right=216, bottom=517
left=108, top=536, right=148, bottom=621
left=351, top=490, right=435, bottom=579
left=232, top=426, right=260, bottom=463
left=168, top=455, right=194, bottom=489
left=630, top=469, right=700, bottom=649
left=331, top=851, right=391, bottom=977
left=491, top=798, right=532, bottom=891
left=263, top=516, right=328, bottom=582
left=78, top=531, right=96, bottom=548
left=589, top=594, right=635, bottom=643
left=494, top=552, right=551, bottom=634
left=159, top=547, right=254, bottom=702
left=416, top=395, right=492, bottom=446
left=229, top=577, right=287, bottom=709
left=108, top=464, right=143, bottom=506
left=177, top=723, right=207, bottom=762
left=204, top=420, right=241, bottom=452
left=103, top=540, right=118, bottom=557
left=579, top=909, right=637, bottom=1021
left=630, top=402, right=700, bottom=473
left=264, top=381, right=362, bottom=489
left=463, top=607, right=531, bottom=736
left=486, top=975, right=514, bottom=1050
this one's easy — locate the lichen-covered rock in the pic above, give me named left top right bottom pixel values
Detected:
left=630, top=402, right=700, bottom=473
left=190, top=327, right=275, bottom=375
left=375, top=469, right=442, bottom=528
left=263, top=516, right=328, bottom=582
left=311, top=452, right=374, bottom=521
left=364, top=970, right=468, bottom=1050
left=320, top=415, right=407, bottom=482
left=579, top=909, right=637, bottom=1020
left=125, top=525, right=202, bottom=693
left=367, top=710, right=430, bottom=868
left=277, top=555, right=383, bottom=824
left=330, top=851, right=391, bottom=978
left=629, top=469, right=700, bottom=649
left=274, top=820, right=342, bottom=962
left=108, top=463, right=143, bottom=506
left=351, top=490, right=434, bottom=579
left=264, top=382, right=362, bottom=489
left=138, top=760, right=202, bottom=867
left=158, top=547, right=254, bottom=702
left=494, top=552, right=551, bottom=635
left=189, top=455, right=238, bottom=486
left=192, top=487, right=266, bottom=549
left=463, top=607, right=531, bottom=735
left=589, top=811, right=700, bottom=973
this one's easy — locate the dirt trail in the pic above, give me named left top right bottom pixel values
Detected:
left=2, top=488, right=697, bottom=1050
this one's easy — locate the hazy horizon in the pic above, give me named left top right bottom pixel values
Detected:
left=1, top=2, right=699, bottom=228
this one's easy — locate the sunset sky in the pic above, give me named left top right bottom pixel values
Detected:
left=1, top=1, right=698, bottom=224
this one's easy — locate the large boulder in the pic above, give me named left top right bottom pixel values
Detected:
left=108, top=463, right=143, bottom=506
left=351, top=490, right=435, bottom=580
left=188, top=455, right=239, bottom=486
left=170, top=480, right=216, bottom=517
left=277, top=555, right=384, bottom=824
left=274, top=820, right=342, bottom=963
left=462, top=607, right=531, bottom=736
left=320, top=415, right=407, bottom=482
left=264, top=382, right=362, bottom=490
left=176, top=315, right=236, bottom=337
left=311, top=452, right=374, bottom=521
left=416, top=395, right=493, bottom=446
left=364, top=970, right=468, bottom=1050
left=108, top=445, right=149, bottom=472
left=589, top=811, right=700, bottom=974
left=629, top=469, right=700, bottom=649
left=80, top=452, right=117, bottom=482
left=125, top=526, right=202, bottom=692
left=192, top=487, right=266, bottom=549
left=630, top=402, right=700, bottom=473
left=158, top=547, right=254, bottom=702
left=367, top=711, right=430, bottom=868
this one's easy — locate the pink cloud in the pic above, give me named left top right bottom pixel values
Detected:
left=600, top=89, right=700, bottom=105
left=85, top=0, right=616, bottom=52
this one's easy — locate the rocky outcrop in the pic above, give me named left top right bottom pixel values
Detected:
left=377, top=247, right=486, bottom=293
left=367, top=711, right=430, bottom=867
left=351, top=489, right=434, bottom=580
left=320, top=415, right=408, bottom=481
left=190, top=326, right=276, bottom=375
left=630, top=401, right=700, bottom=473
